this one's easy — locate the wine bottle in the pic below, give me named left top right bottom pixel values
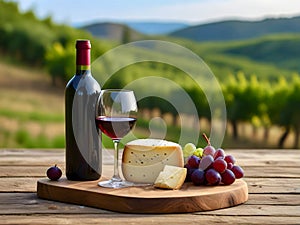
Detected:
left=65, top=39, right=102, bottom=181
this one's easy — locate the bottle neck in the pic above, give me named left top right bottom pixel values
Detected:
left=76, top=45, right=91, bottom=76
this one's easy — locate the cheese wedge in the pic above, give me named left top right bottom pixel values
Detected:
left=122, top=139, right=184, bottom=183
left=154, top=165, right=187, bottom=190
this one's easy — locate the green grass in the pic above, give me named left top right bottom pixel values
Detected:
left=0, top=128, right=65, bottom=148
left=0, top=109, right=64, bottom=123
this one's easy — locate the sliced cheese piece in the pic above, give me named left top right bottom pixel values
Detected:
left=154, top=165, right=187, bottom=190
left=121, top=139, right=184, bottom=183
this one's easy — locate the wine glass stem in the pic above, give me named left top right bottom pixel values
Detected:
left=112, top=140, right=121, bottom=181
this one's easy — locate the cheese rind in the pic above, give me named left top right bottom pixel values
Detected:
left=121, top=139, right=184, bottom=183
left=154, top=165, right=187, bottom=190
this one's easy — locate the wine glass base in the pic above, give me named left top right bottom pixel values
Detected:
left=98, top=178, right=134, bottom=189
left=98, top=177, right=152, bottom=189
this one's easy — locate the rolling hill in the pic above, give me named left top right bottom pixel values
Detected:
left=222, top=34, right=300, bottom=72
left=169, top=16, right=300, bottom=41
left=81, top=22, right=145, bottom=42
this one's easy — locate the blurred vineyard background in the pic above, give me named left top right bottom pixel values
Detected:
left=1, top=0, right=300, bottom=149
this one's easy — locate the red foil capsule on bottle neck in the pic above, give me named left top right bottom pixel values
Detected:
left=76, top=40, right=91, bottom=66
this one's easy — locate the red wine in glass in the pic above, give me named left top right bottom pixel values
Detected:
left=95, top=116, right=137, bottom=140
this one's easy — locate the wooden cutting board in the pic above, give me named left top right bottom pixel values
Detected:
left=37, top=177, right=248, bottom=213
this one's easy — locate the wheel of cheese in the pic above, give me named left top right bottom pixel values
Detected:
left=121, top=139, right=184, bottom=183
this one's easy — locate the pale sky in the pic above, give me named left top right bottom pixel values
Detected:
left=12, top=0, right=300, bottom=25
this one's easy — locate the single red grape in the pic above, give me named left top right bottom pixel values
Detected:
left=213, top=158, right=227, bottom=173
left=224, top=155, right=236, bottom=165
left=221, top=169, right=236, bottom=185
left=199, top=155, right=214, bottom=171
left=191, top=169, right=205, bottom=186
left=205, top=169, right=221, bottom=185
left=187, top=155, right=200, bottom=168
left=203, top=145, right=216, bottom=156
left=47, top=164, right=62, bottom=181
left=231, top=165, right=244, bottom=179
left=214, top=148, right=225, bottom=159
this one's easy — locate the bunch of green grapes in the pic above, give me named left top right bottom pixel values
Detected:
left=183, top=143, right=203, bottom=159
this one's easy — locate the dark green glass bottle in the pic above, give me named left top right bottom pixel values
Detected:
left=65, top=40, right=102, bottom=181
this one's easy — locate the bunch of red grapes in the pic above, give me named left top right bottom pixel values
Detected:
left=185, top=135, right=244, bottom=186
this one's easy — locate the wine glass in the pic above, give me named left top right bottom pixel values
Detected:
left=96, top=89, right=137, bottom=188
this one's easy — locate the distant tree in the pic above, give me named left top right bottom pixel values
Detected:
left=268, top=75, right=300, bottom=148
left=122, top=26, right=131, bottom=44
left=283, top=75, right=300, bottom=148
left=42, top=15, right=54, bottom=28
left=23, top=10, right=36, bottom=21
left=45, top=42, right=74, bottom=85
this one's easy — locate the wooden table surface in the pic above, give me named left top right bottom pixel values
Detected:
left=0, top=148, right=299, bottom=225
